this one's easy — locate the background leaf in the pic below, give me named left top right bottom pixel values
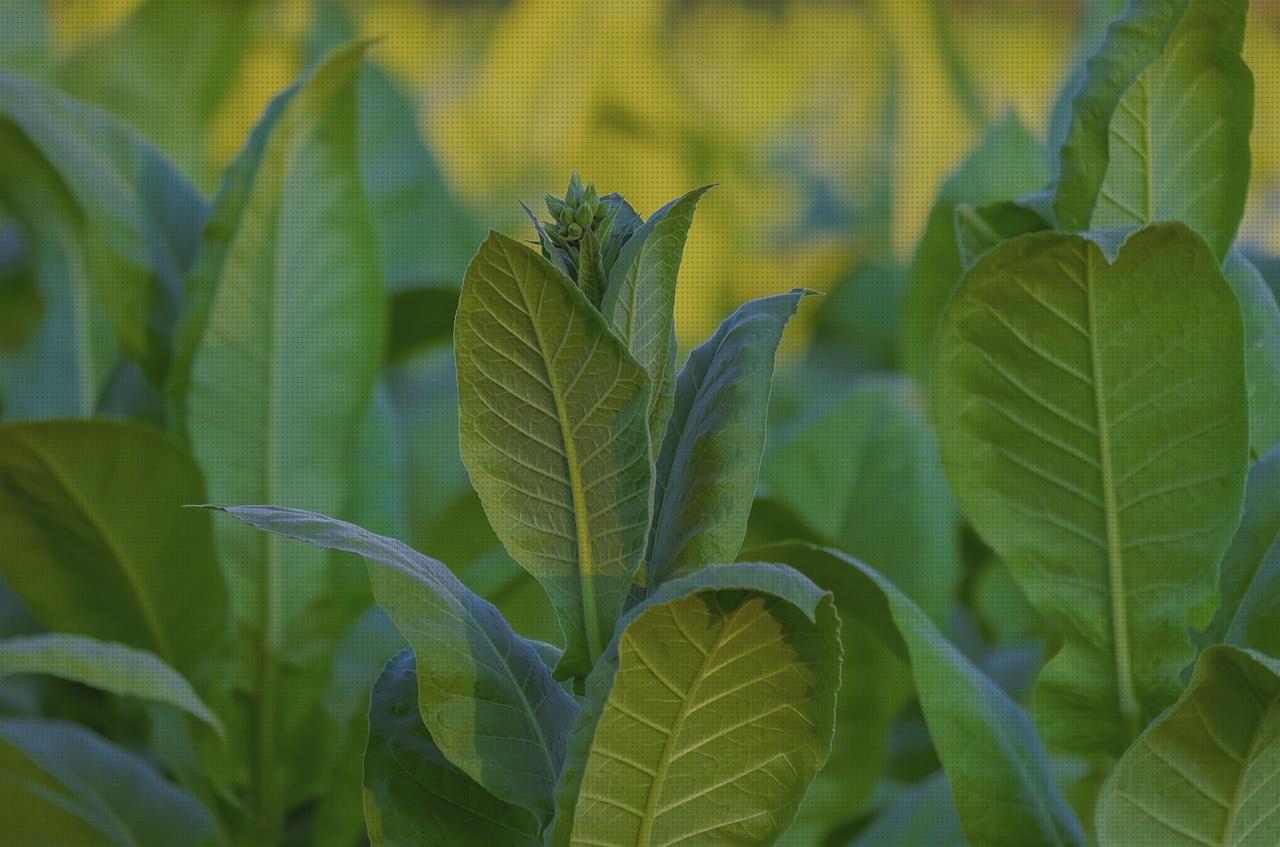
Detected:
left=1223, top=252, right=1280, bottom=460
left=456, top=231, right=652, bottom=677
left=932, top=223, right=1248, bottom=754
left=549, top=562, right=841, bottom=847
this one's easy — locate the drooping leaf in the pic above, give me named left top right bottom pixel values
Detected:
left=759, top=544, right=1085, bottom=847
left=173, top=42, right=384, bottom=655
left=1085, top=0, right=1251, bottom=260
left=0, top=69, right=206, bottom=417
left=901, top=112, right=1048, bottom=380
left=1204, top=443, right=1280, bottom=658
left=455, top=231, right=652, bottom=678
left=205, top=505, right=578, bottom=826
left=1096, top=645, right=1280, bottom=847
left=548, top=563, right=841, bottom=847
left=1223, top=252, right=1280, bottom=460
left=761, top=376, right=960, bottom=624
left=932, top=223, right=1249, bottom=755
left=0, top=718, right=218, bottom=847
left=0, top=421, right=228, bottom=676
left=602, top=186, right=711, bottom=450
left=647, top=290, right=809, bottom=586
left=0, top=634, right=222, bottom=734
left=363, top=648, right=544, bottom=847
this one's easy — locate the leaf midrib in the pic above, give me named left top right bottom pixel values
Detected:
left=1083, top=247, right=1142, bottom=742
left=1220, top=692, right=1280, bottom=846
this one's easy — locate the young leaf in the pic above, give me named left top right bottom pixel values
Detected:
left=548, top=563, right=841, bottom=847
left=901, top=113, right=1048, bottom=380
left=760, top=544, right=1085, bottom=847
left=647, top=290, right=809, bottom=586
left=0, top=634, right=222, bottom=734
left=0, top=69, right=206, bottom=417
left=363, top=648, right=544, bottom=847
left=1204, top=443, right=1280, bottom=657
left=1086, top=0, right=1252, bottom=260
left=0, top=718, right=219, bottom=847
left=1096, top=645, right=1280, bottom=846
left=1223, top=252, right=1280, bottom=460
left=760, top=376, right=960, bottom=624
left=205, top=505, right=577, bottom=826
left=0, top=421, right=228, bottom=676
left=932, top=223, right=1249, bottom=754
left=456, top=230, right=652, bottom=677
left=172, top=41, right=383, bottom=659
left=1051, top=0, right=1185, bottom=231
left=602, top=186, right=711, bottom=450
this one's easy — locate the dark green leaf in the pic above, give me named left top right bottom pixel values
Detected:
left=954, top=200, right=1050, bottom=272
left=1223, top=252, right=1280, bottom=460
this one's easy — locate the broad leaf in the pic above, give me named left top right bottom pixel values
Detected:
left=1224, top=252, right=1280, bottom=460
left=647, top=291, right=809, bottom=586
left=761, top=376, right=960, bottom=623
left=0, top=69, right=206, bottom=417
left=1086, top=0, right=1251, bottom=260
left=363, top=648, right=543, bottom=847
left=456, top=231, right=652, bottom=677
left=760, top=544, right=1085, bottom=847
left=954, top=200, right=1050, bottom=272
left=0, top=634, right=222, bottom=734
left=1205, top=443, right=1280, bottom=657
left=206, top=505, right=578, bottom=825
left=173, top=43, right=384, bottom=653
left=901, top=113, right=1048, bottom=380
left=1051, top=0, right=1185, bottom=231
left=0, top=718, right=218, bottom=847
left=602, top=186, right=711, bottom=450
left=1096, top=645, right=1280, bottom=847
left=932, top=223, right=1248, bottom=754
left=549, top=563, right=841, bottom=847
left=0, top=421, right=227, bottom=676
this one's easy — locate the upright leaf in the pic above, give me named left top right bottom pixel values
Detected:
left=1085, top=0, right=1251, bottom=259
left=0, top=421, right=227, bottom=676
left=761, top=544, right=1085, bottom=847
left=647, top=291, right=809, bottom=586
left=602, top=186, right=711, bottom=449
left=1096, top=646, right=1280, bottom=847
left=901, top=113, right=1048, bottom=380
left=1205, top=443, right=1280, bottom=657
left=456, top=231, right=651, bottom=677
left=363, top=649, right=543, bottom=847
left=0, top=718, right=218, bottom=847
left=549, top=563, right=841, bottom=847
left=0, top=634, right=222, bottom=734
left=0, top=70, right=206, bottom=417
left=206, top=505, right=578, bottom=825
left=760, top=376, right=960, bottom=623
left=932, top=223, right=1248, bottom=754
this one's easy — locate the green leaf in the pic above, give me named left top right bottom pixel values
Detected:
left=0, top=633, right=222, bottom=734
left=1096, top=645, right=1280, bottom=847
left=1205, top=443, right=1280, bottom=658
left=901, top=112, right=1048, bottom=380
left=954, top=200, right=1050, bottom=272
left=647, top=290, right=809, bottom=586
left=1085, top=0, right=1251, bottom=260
left=0, top=718, right=218, bottom=846
left=847, top=772, right=966, bottom=847
left=455, top=230, right=652, bottom=677
left=205, top=505, right=578, bottom=826
left=1223, top=252, right=1280, bottom=460
left=548, top=562, right=841, bottom=847
left=173, top=42, right=384, bottom=654
left=932, top=223, right=1249, bottom=754
left=363, top=648, right=544, bottom=847
left=602, top=186, right=711, bottom=451
left=0, top=69, right=206, bottom=417
left=0, top=421, right=228, bottom=676
left=758, top=544, right=1085, bottom=847
left=761, top=376, right=960, bottom=624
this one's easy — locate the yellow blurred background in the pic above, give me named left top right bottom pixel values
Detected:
left=32, top=0, right=1280, bottom=343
